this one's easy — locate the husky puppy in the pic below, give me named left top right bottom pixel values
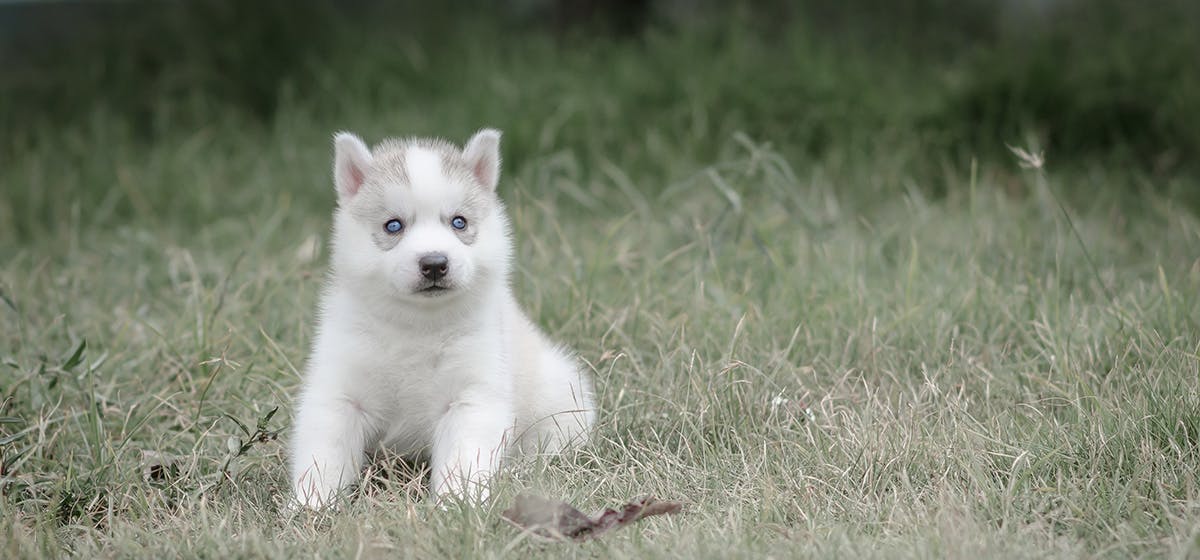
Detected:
left=290, top=129, right=595, bottom=508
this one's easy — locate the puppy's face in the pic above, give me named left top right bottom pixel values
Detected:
left=329, top=130, right=510, bottom=303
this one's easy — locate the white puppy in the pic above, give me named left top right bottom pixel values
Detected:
left=290, top=129, right=595, bottom=508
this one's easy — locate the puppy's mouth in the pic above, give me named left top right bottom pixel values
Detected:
left=414, top=282, right=452, bottom=296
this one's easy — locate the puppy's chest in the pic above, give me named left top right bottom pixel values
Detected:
left=359, top=327, right=502, bottom=402
left=357, top=327, right=506, bottom=453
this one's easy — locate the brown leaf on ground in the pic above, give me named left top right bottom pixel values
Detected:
left=502, top=494, right=683, bottom=542
left=140, top=450, right=181, bottom=483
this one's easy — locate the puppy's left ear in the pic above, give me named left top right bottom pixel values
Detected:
left=463, top=128, right=502, bottom=191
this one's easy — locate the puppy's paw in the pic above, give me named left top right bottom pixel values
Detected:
left=431, top=475, right=492, bottom=509
left=291, top=474, right=346, bottom=512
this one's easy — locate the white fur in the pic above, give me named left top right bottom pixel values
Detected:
left=290, top=129, right=595, bottom=509
left=404, top=147, right=446, bottom=198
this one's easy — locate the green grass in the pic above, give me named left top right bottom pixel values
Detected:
left=3, top=12, right=1200, bottom=559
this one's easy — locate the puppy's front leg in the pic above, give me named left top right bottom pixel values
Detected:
left=290, top=391, right=374, bottom=509
left=430, top=393, right=514, bottom=502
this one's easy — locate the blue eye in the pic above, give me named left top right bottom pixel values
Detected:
left=451, top=216, right=468, bottom=230
left=384, top=219, right=403, bottom=234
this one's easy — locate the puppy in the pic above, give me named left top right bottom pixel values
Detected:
left=290, top=129, right=595, bottom=508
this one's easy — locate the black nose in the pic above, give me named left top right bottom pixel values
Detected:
left=419, top=253, right=449, bottom=281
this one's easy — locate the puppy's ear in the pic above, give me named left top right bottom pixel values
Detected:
left=463, top=128, right=502, bottom=191
left=333, top=132, right=373, bottom=202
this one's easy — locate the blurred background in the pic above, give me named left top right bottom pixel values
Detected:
left=1, top=0, right=1198, bottom=241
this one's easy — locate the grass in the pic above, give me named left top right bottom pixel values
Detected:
left=2, top=8, right=1200, bottom=558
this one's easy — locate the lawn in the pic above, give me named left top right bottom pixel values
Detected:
left=2, top=4, right=1199, bottom=558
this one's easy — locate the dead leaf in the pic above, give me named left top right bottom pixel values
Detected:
left=502, top=494, right=682, bottom=542
left=141, top=450, right=181, bottom=483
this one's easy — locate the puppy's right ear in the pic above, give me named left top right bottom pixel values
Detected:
left=333, top=132, right=373, bottom=202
